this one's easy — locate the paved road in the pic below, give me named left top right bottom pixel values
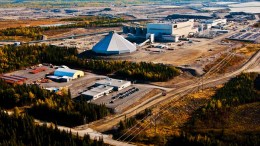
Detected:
left=82, top=50, right=260, bottom=133
left=134, top=83, right=172, bottom=91
left=35, top=120, right=135, bottom=146
left=27, top=31, right=113, bottom=44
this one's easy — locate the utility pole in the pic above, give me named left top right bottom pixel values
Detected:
left=154, top=116, right=156, bottom=135
left=154, top=113, right=159, bottom=135
left=198, top=79, right=200, bottom=92
left=202, top=77, right=204, bottom=92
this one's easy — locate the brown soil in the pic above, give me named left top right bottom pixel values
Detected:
left=122, top=88, right=162, bottom=113
left=43, top=27, right=121, bottom=39
left=236, top=44, right=260, bottom=57
left=135, top=88, right=216, bottom=138
left=151, top=72, right=196, bottom=88
left=204, top=53, right=247, bottom=74
left=0, top=19, right=61, bottom=30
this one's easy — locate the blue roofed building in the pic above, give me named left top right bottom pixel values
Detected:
left=54, top=68, right=84, bottom=79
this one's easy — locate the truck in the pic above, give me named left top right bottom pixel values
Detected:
left=162, top=90, right=167, bottom=96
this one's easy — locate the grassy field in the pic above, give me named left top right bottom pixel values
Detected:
left=134, top=88, right=216, bottom=139
left=236, top=44, right=260, bottom=56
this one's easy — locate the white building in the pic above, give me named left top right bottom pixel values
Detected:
left=202, top=19, right=227, bottom=28
left=92, top=31, right=136, bottom=55
left=147, top=19, right=197, bottom=39
left=81, top=85, right=113, bottom=100
left=95, top=78, right=131, bottom=91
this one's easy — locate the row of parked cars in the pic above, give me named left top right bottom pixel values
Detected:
left=109, top=87, right=139, bottom=103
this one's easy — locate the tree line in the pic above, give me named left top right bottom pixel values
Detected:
left=0, top=17, right=124, bottom=41
left=112, top=73, right=260, bottom=145
left=0, top=81, right=50, bottom=109
left=0, top=80, right=110, bottom=127
left=28, top=96, right=110, bottom=127
left=180, top=73, right=260, bottom=146
left=112, top=109, right=151, bottom=140
left=0, top=110, right=106, bottom=146
left=196, top=73, right=260, bottom=125
left=60, top=16, right=125, bottom=24
left=0, top=44, right=180, bottom=82
left=0, top=27, right=43, bottom=40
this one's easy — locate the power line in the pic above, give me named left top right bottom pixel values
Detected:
left=117, top=50, right=237, bottom=144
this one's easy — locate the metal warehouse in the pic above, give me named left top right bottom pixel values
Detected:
left=95, top=78, right=131, bottom=91
left=147, top=19, right=197, bottom=38
left=54, top=68, right=84, bottom=79
left=81, top=85, right=113, bottom=100
left=202, top=19, right=227, bottom=28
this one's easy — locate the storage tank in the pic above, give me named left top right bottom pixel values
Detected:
left=150, top=34, right=155, bottom=43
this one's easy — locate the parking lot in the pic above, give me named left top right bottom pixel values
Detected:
left=4, top=64, right=106, bottom=98
left=91, top=85, right=153, bottom=113
left=5, top=65, right=56, bottom=84
left=228, top=27, right=260, bottom=42
left=3, top=64, right=157, bottom=112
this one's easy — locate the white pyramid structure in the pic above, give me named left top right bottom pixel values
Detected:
left=92, top=31, right=136, bottom=55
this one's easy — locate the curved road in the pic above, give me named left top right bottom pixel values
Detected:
left=81, top=50, right=260, bottom=133
left=32, top=50, right=259, bottom=146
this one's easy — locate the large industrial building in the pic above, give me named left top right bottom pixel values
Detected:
left=81, top=85, right=113, bottom=100
left=146, top=19, right=198, bottom=41
left=166, top=13, right=214, bottom=20
left=53, top=68, right=84, bottom=79
left=202, top=19, right=227, bottom=28
left=81, top=78, right=132, bottom=100
left=95, top=78, right=131, bottom=91
left=92, top=31, right=137, bottom=55
left=123, top=26, right=147, bottom=36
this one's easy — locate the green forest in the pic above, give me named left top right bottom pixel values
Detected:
left=28, top=96, right=110, bottom=127
left=0, top=27, right=43, bottom=40
left=168, top=73, right=260, bottom=146
left=0, top=44, right=180, bottom=82
left=189, top=73, right=260, bottom=128
left=0, top=110, right=106, bottom=146
left=114, top=73, right=260, bottom=146
left=0, top=80, right=110, bottom=127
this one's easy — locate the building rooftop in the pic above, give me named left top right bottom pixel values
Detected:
left=92, top=31, right=136, bottom=55
left=46, top=75, right=61, bottom=79
left=54, top=68, right=83, bottom=77
left=95, top=78, right=131, bottom=87
left=91, top=85, right=114, bottom=93
left=81, top=85, right=113, bottom=97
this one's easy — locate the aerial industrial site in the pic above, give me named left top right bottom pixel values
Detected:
left=0, top=0, right=259, bottom=146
